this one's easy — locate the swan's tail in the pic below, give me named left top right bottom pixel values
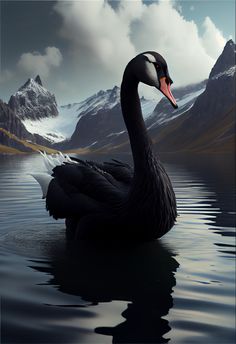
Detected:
left=31, top=151, right=78, bottom=198
left=37, top=150, right=77, bottom=174
left=31, top=173, right=53, bottom=199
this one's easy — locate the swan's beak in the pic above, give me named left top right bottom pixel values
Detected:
left=159, top=77, right=178, bottom=109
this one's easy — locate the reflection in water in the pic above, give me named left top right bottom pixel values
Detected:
left=32, top=240, right=179, bottom=343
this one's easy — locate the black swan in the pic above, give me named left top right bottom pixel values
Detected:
left=32, top=51, right=178, bottom=240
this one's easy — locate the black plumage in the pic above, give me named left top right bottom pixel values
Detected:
left=44, top=51, right=178, bottom=240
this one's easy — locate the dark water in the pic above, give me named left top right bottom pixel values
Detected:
left=0, top=153, right=235, bottom=344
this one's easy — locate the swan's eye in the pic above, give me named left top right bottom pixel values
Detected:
left=154, top=63, right=160, bottom=71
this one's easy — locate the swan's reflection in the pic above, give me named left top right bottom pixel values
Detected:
left=34, top=240, right=179, bottom=343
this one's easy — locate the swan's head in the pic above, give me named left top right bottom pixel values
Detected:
left=128, top=51, right=178, bottom=109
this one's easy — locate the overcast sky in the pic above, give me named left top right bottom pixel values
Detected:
left=0, top=0, right=235, bottom=105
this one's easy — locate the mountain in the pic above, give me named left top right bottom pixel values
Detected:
left=65, top=80, right=207, bottom=150
left=20, top=84, right=157, bottom=145
left=149, top=39, right=235, bottom=153
left=66, top=86, right=157, bottom=149
left=68, top=39, right=234, bottom=154
left=21, top=85, right=125, bottom=143
left=8, top=75, right=58, bottom=120
left=1, top=40, right=235, bottom=154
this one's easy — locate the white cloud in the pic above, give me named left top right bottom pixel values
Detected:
left=201, top=16, right=226, bottom=59
left=17, top=47, right=63, bottom=78
left=54, top=1, right=137, bottom=77
left=130, top=1, right=219, bottom=87
left=118, top=0, right=144, bottom=23
left=53, top=0, right=227, bottom=100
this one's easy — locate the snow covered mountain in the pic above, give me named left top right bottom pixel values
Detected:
left=21, top=85, right=157, bottom=144
left=21, top=86, right=121, bottom=143
left=65, top=80, right=206, bottom=149
left=10, top=73, right=205, bottom=148
left=8, top=75, right=58, bottom=121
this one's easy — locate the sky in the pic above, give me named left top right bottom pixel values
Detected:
left=0, top=0, right=235, bottom=105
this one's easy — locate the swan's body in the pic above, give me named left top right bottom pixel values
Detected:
left=33, top=52, right=178, bottom=240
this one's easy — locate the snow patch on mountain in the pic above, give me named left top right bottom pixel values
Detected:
left=147, top=87, right=206, bottom=129
left=22, top=118, right=67, bottom=143
left=211, top=65, right=236, bottom=80
left=141, top=98, right=158, bottom=120
left=107, top=130, right=126, bottom=138
left=175, top=88, right=206, bottom=107
left=23, top=102, right=83, bottom=143
left=77, top=86, right=120, bottom=116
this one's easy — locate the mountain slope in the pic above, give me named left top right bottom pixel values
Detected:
left=66, top=80, right=206, bottom=149
left=0, top=127, right=59, bottom=153
left=146, top=80, right=206, bottom=129
left=0, top=99, right=55, bottom=152
left=150, top=39, right=236, bottom=153
left=0, top=99, right=33, bottom=141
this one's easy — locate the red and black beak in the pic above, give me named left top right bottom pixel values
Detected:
left=159, top=77, right=178, bottom=109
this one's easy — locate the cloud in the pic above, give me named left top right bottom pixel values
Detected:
left=130, top=1, right=219, bottom=87
left=17, top=47, right=62, bottom=78
left=201, top=16, right=226, bottom=59
left=54, top=1, right=137, bottom=79
left=53, top=0, right=227, bottom=99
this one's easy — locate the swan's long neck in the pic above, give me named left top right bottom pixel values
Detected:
left=121, top=69, right=155, bottom=176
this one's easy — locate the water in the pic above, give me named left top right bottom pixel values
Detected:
left=0, top=153, right=235, bottom=344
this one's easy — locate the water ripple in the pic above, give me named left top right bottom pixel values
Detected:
left=0, top=154, right=235, bottom=344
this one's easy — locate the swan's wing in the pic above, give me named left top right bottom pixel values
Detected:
left=45, top=162, right=127, bottom=219
left=32, top=152, right=130, bottom=220
left=52, top=162, right=126, bottom=199
left=103, top=160, right=133, bottom=184
left=70, top=157, right=133, bottom=185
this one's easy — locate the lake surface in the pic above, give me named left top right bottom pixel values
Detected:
left=0, top=153, right=235, bottom=344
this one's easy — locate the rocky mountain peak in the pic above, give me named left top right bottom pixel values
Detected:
left=18, top=77, right=43, bottom=93
left=35, top=75, right=43, bottom=86
left=108, top=85, right=120, bottom=103
left=209, top=39, right=236, bottom=79
left=8, top=77, right=58, bottom=120
left=225, top=39, right=235, bottom=48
